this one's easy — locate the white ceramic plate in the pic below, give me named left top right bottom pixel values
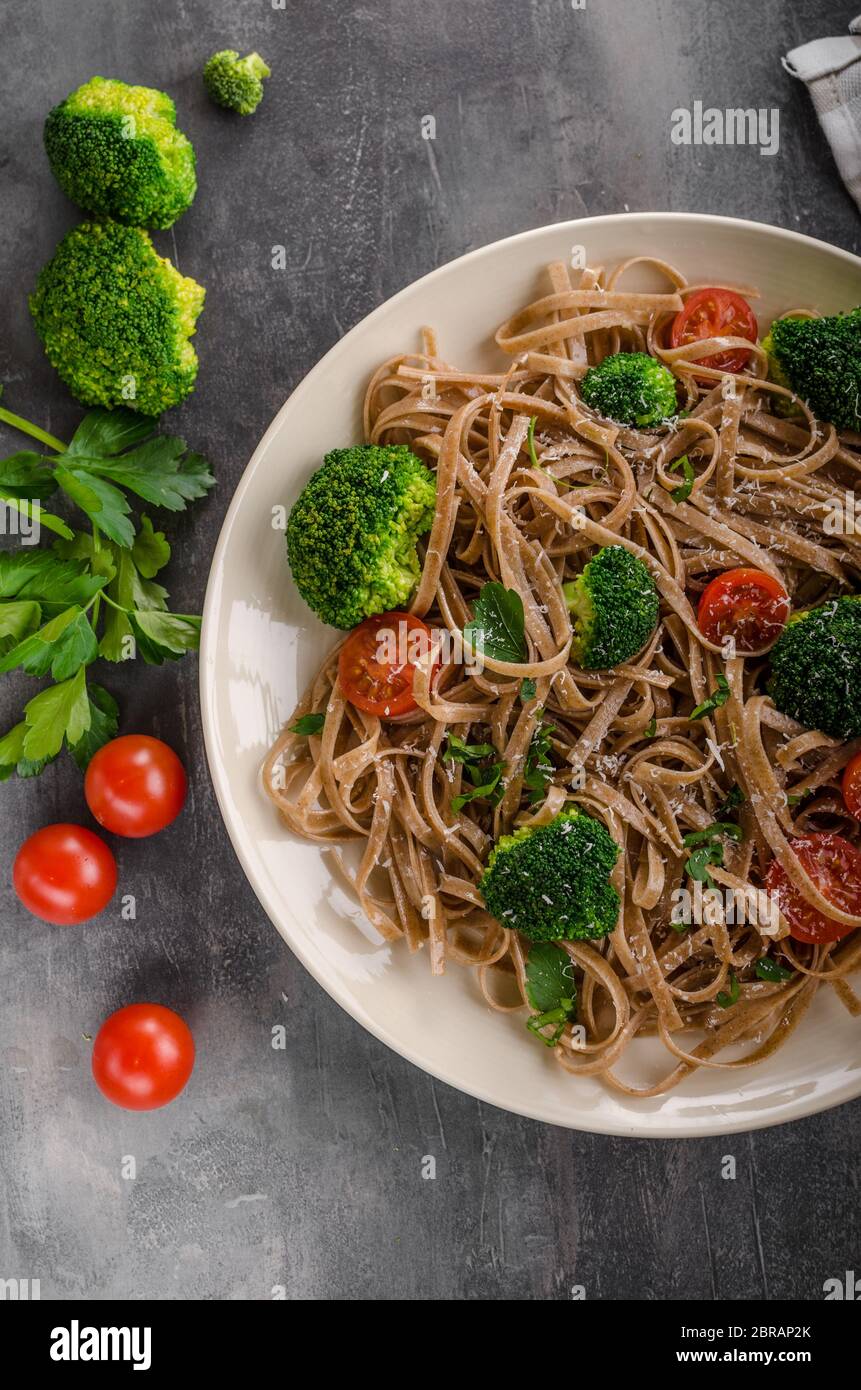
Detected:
left=200, top=213, right=861, bottom=1136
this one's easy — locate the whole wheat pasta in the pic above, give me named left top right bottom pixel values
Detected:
left=263, top=256, right=861, bottom=1095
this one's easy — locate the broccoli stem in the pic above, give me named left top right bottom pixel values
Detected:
left=0, top=403, right=66, bottom=454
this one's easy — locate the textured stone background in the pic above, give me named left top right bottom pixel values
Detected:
left=1, top=0, right=859, bottom=1301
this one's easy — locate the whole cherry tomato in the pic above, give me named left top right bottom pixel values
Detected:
left=92, top=1003, right=195, bottom=1111
left=85, top=735, right=187, bottom=838
left=13, top=823, right=117, bottom=925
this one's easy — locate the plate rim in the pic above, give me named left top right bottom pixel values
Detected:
left=200, top=211, right=861, bottom=1136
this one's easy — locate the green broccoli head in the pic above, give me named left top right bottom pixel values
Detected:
left=563, top=545, right=659, bottom=670
left=480, top=808, right=621, bottom=942
left=581, top=351, right=678, bottom=427
left=44, top=76, right=196, bottom=230
left=763, top=311, right=861, bottom=430
left=203, top=51, right=271, bottom=115
left=29, top=220, right=205, bottom=416
left=287, top=446, right=437, bottom=629
left=769, top=596, right=861, bottom=739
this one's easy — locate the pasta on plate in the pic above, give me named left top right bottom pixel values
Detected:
left=263, top=254, right=861, bottom=1097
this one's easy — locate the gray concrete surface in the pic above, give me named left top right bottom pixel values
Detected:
left=1, top=0, right=859, bottom=1302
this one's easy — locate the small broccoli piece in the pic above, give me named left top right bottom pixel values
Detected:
left=44, top=76, right=196, bottom=229
left=30, top=220, right=205, bottom=416
left=563, top=544, right=659, bottom=670
left=763, top=311, right=861, bottom=430
left=203, top=51, right=271, bottom=115
left=480, top=808, right=621, bottom=942
left=769, top=596, right=861, bottom=739
left=581, top=351, right=678, bottom=427
left=287, top=445, right=437, bottom=629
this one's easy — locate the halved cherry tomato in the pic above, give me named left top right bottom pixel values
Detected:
left=338, top=611, right=439, bottom=718
left=842, top=751, right=861, bottom=822
left=85, top=735, right=187, bottom=838
left=92, top=1003, right=195, bottom=1111
left=764, top=832, right=861, bottom=944
left=13, top=823, right=117, bottom=925
left=670, top=287, right=758, bottom=374
left=697, top=568, right=789, bottom=652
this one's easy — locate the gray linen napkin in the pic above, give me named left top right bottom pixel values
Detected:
left=784, top=15, right=861, bottom=211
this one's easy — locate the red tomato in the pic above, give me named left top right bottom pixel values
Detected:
left=670, top=287, right=758, bottom=374
left=338, top=611, right=439, bottom=717
left=92, top=1003, right=195, bottom=1111
left=842, top=752, right=861, bottom=822
left=697, top=568, right=790, bottom=652
left=13, top=824, right=117, bottom=925
left=85, top=735, right=187, bottom=838
left=765, top=833, right=861, bottom=944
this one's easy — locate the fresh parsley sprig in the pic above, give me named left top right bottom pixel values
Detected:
left=523, top=713, right=556, bottom=806
left=0, top=398, right=214, bottom=781
left=668, top=453, right=695, bottom=503
left=681, top=820, right=743, bottom=891
left=690, top=673, right=730, bottom=721
left=463, top=583, right=527, bottom=665
left=754, top=956, right=793, bottom=983
left=445, top=732, right=506, bottom=813
left=716, top=972, right=740, bottom=1009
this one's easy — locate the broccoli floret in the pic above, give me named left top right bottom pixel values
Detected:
left=203, top=51, right=270, bottom=115
left=581, top=351, right=678, bottom=427
left=563, top=544, right=659, bottom=670
left=29, top=220, right=205, bottom=416
left=763, top=311, right=861, bottom=430
left=44, top=76, right=196, bottom=230
left=769, top=596, right=861, bottom=739
left=287, top=446, right=437, bottom=629
left=480, top=808, right=620, bottom=942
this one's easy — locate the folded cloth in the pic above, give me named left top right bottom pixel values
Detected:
left=784, top=14, right=861, bottom=212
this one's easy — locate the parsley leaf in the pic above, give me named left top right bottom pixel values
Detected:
left=690, top=673, right=731, bottom=721
left=54, top=465, right=135, bottom=548
left=644, top=715, right=657, bottom=737
left=290, top=713, right=325, bottom=736
left=21, top=667, right=90, bottom=761
left=445, top=732, right=506, bottom=812
left=716, top=784, right=745, bottom=820
left=67, top=684, right=120, bottom=770
left=523, top=715, right=556, bottom=806
left=0, top=722, right=27, bottom=781
left=682, top=820, right=743, bottom=891
left=754, top=956, right=793, bottom=983
left=130, top=611, right=202, bottom=665
left=132, top=515, right=171, bottom=579
left=0, top=451, right=58, bottom=499
left=463, top=583, right=527, bottom=665
left=524, top=943, right=577, bottom=1046
left=74, top=439, right=215, bottom=513
left=716, top=972, right=740, bottom=1009
left=669, top=453, right=695, bottom=503
left=0, top=600, right=42, bottom=655
left=65, top=407, right=155, bottom=458
left=520, top=677, right=537, bottom=704
left=0, top=551, right=106, bottom=611
left=0, top=606, right=97, bottom=681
